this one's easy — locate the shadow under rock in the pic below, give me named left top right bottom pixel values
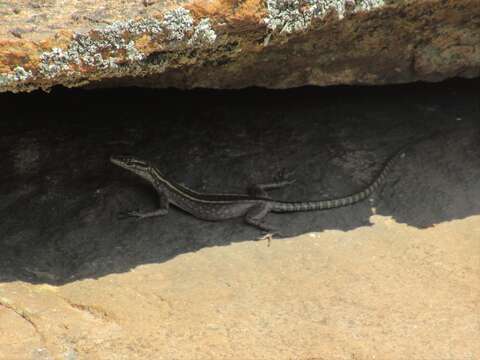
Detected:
left=0, top=78, right=479, bottom=284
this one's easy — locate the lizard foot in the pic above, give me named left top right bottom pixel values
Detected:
left=117, top=209, right=143, bottom=220
left=117, top=208, right=168, bottom=220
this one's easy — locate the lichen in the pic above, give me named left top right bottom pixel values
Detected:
left=0, top=66, right=33, bottom=87
left=264, top=0, right=385, bottom=33
left=163, top=8, right=195, bottom=42
left=38, top=19, right=154, bottom=78
left=355, top=0, right=385, bottom=11
left=0, top=7, right=217, bottom=88
left=188, top=19, right=217, bottom=45
left=0, top=7, right=217, bottom=87
left=39, top=47, right=75, bottom=78
left=264, top=0, right=310, bottom=33
left=105, top=18, right=164, bottom=36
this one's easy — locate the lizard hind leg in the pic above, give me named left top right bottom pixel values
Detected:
left=244, top=203, right=281, bottom=238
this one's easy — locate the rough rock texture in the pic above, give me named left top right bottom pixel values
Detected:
left=0, top=81, right=479, bottom=358
left=1, top=217, right=479, bottom=359
left=0, top=0, right=479, bottom=92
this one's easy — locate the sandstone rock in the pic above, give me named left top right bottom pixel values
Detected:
left=0, top=0, right=479, bottom=92
left=0, top=80, right=479, bottom=359
left=1, top=216, right=479, bottom=359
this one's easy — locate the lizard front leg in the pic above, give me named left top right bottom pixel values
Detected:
left=118, top=191, right=169, bottom=220
left=247, top=179, right=296, bottom=198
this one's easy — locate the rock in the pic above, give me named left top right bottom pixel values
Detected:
left=1, top=217, right=479, bottom=359
left=0, top=0, right=479, bottom=92
left=0, top=80, right=479, bottom=358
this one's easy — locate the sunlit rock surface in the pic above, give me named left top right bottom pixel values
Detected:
left=1, top=215, right=479, bottom=359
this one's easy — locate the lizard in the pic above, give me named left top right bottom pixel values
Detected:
left=110, top=143, right=409, bottom=236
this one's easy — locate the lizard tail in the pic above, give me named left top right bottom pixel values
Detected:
left=270, top=144, right=405, bottom=213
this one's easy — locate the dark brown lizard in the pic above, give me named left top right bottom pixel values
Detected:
left=110, top=144, right=407, bottom=235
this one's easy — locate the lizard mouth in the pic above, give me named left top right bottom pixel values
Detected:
left=110, top=155, right=127, bottom=167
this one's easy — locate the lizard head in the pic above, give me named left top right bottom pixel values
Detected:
left=110, top=155, right=157, bottom=182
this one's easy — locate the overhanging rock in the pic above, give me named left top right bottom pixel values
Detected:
left=0, top=0, right=479, bottom=92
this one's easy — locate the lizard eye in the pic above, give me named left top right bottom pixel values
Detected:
left=130, top=159, right=149, bottom=168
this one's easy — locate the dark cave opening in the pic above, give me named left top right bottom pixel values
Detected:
left=0, top=78, right=479, bottom=284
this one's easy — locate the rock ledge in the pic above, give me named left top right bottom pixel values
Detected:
left=0, top=0, right=479, bottom=92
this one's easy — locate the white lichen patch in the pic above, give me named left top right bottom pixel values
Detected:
left=188, top=19, right=217, bottom=45
left=163, top=7, right=195, bottom=41
left=264, top=0, right=385, bottom=33
left=264, top=0, right=310, bottom=33
left=103, top=18, right=164, bottom=36
left=355, top=0, right=385, bottom=11
left=39, top=47, right=75, bottom=78
left=1, top=7, right=217, bottom=87
left=0, top=66, right=33, bottom=87
left=38, top=19, right=156, bottom=78
left=37, top=8, right=216, bottom=79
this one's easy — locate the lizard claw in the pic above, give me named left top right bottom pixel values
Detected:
left=257, top=231, right=282, bottom=246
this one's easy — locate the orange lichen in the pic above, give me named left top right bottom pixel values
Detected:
left=234, top=0, right=267, bottom=22
left=0, top=39, right=39, bottom=73
left=187, top=0, right=265, bottom=23
left=135, top=34, right=158, bottom=55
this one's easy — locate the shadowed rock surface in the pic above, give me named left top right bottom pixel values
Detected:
left=1, top=0, right=479, bottom=92
left=0, top=79, right=479, bottom=358
left=1, top=79, right=479, bottom=283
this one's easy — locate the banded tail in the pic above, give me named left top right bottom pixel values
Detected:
left=270, top=145, right=405, bottom=213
